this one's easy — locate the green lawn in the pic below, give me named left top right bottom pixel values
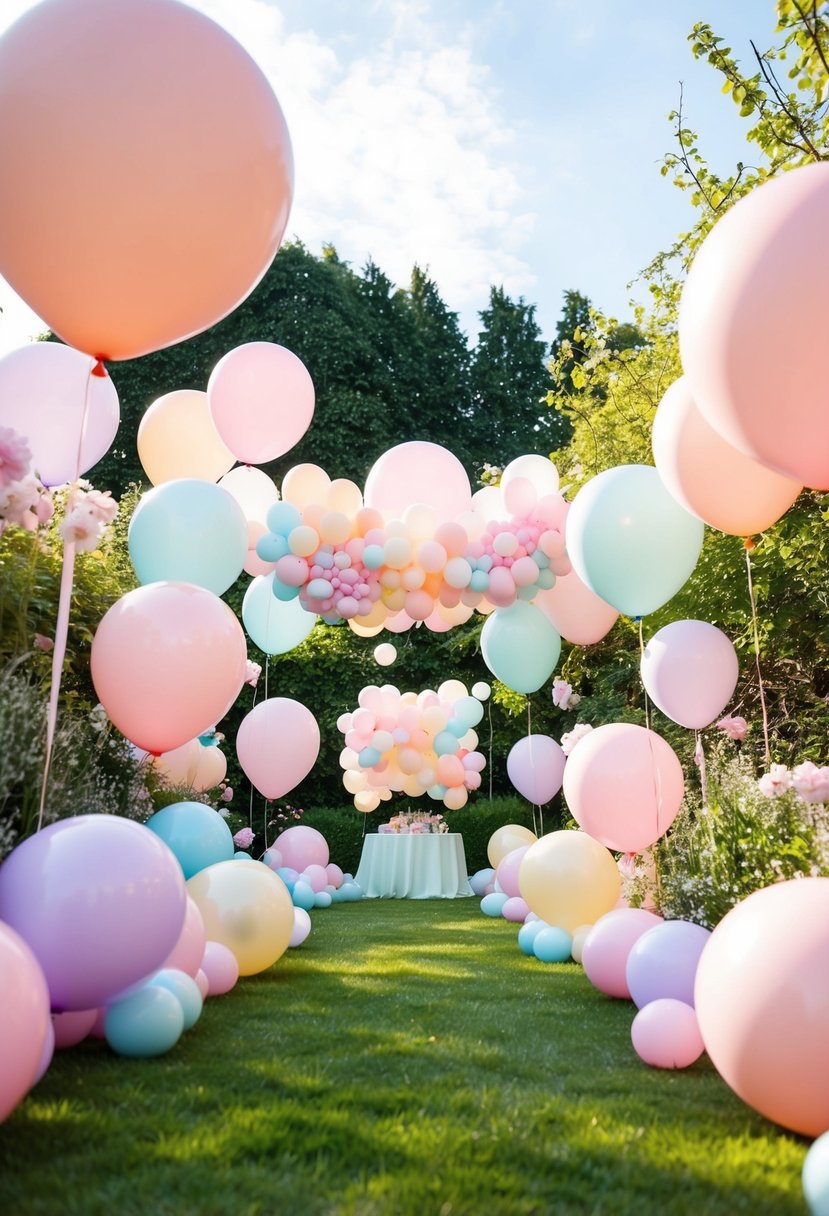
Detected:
left=0, top=899, right=808, bottom=1215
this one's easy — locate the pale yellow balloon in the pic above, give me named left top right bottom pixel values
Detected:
left=153, top=737, right=201, bottom=788
left=355, top=789, right=381, bottom=813
left=518, top=831, right=621, bottom=934
left=339, top=746, right=359, bottom=770
left=437, top=600, right=474, bottom=626
left=138, top=389, right=235, bottom=485
left=218, top=464, right=278, bottom=523
left=381, top=586, right=406, bottom=612
left=459, top=729, right=479, bottom=751
left=287, top=524, right=320, bottom=557
left=187, top=861, right=294, bottom=976
left=343, top=768, right=368, bottom=794
left=400, top=691, right=418, bottom=706
left=570, top=924, right=594, bottom=964
left=403, top=775, right=427, bottom=798
left=444, top=786, right=468, bottom=810
left=487, top=823, right=537, bottom=868
left=349, top=618, right=385, bottom=638
left=421, top=706, right=447, bottom=735
left=281, top=463, right=331, bottom=508
left=319, top=511, right=351, bottom=546
left=191, top=744, right=227, bottom=792
left=403, top=502, right=437, bottom=541
left=438, top=679, right=468, bottom=703
left=326, top=478, right=363, bottom=516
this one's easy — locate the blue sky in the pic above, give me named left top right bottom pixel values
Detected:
left=0, top=0, right=780, bottom=352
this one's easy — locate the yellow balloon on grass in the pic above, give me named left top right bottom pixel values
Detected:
left=187, top=861, right=293, bottom=976
left=487, top=823, right=537, bottom=868
left=519, top=830, right=621, bottom=933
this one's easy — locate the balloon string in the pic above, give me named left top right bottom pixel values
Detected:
left=744, top=543, right=771, bottom=769
left=637, top=618, right=651, bottom=733
left=695, top=730, right=708, bottom=810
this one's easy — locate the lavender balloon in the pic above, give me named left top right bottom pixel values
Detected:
left=626, top=919, right=712, bottom=1010
left=0, top=815, right=187, bottom=1012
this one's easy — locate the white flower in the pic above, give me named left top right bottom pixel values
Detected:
left=560, top=722, right=593, bottom=756
left=757, top=764, right=791, bottom=798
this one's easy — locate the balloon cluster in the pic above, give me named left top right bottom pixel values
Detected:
left=337, top=680, right=488, bottom=812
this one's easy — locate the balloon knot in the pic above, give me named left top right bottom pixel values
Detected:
left=91, top=358, right=108, bottom=378
left=632, top=615, right=642, bottom=624
left=744, top=537, right=757, bottom=551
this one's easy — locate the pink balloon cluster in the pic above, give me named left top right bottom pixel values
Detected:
left=337, top=680, right=487, bottom=811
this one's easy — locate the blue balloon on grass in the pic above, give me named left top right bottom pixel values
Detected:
left=481, top=892, right=508, bottom=918
left=533, top=926, right=573, bottom=963
left=146, top=801, right=234, bottom=880
left=292, top=880, right=316, bottom=911
left=150, top=968, right=203, bottom=1031
left=128, top=478, right=248, bottom=596
left=517, top=920, right=546, bottom=956
left=481, top=601, right=561, bottom=694
left=105, top=984, right=184, bottom=1057
left=314, top=891, right=333, bottom=909
left=242, top=573, right=317, bottom=655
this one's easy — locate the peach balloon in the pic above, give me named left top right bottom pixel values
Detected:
left=281, top=464, right=332, bottom=509
left=137, top=389, right=235, bottom=486
left=152, top=737, right=202, bottom=789
left=208, top=343, right=315, bottom=465
left=695, top=877, right=829, bottom=1137
left=0, top=0, right=293, bottom=361
left=680, top=162, right=829, bottom=490
left=519, top=830, right=621, bottom=934
left=90, top=582, right=247, bottom=754
left=562, top=723, right=684, bottom=854
left=236, top=698, right=320, bottom=800
left=218, top=465, right=279, bottom=524
left=534, top=572, right=619, bottom=646
left=487, top=823, right=537, bottom=869
left=652, top=376, right=801, bottom=535
left=364, top=442, right=473, bottom=523
left=191, top=745, right=228, bottom=793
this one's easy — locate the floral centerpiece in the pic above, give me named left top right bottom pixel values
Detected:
left=382, top=812, right=448, bottom=835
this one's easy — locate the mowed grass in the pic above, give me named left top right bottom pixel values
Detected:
left=0, top=899, right=809, bottom=1216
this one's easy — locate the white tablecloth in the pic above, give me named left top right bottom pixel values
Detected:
left=354, top=833, right=474, bottom=899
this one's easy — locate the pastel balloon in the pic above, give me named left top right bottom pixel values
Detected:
left=519, top=831, right=621, bottom=934
left=562, top=723, right=684, bottom=853
left=581, top=908, right=665, bottom=999
left=105, top=984, right=184, bottom=1058
left=281, top=463, right=331, bottom=509
left=626, top=919, right=712, bottom=1009
left=52, top=1007, right=98, bottom=1050
left=236, top=698, right=320, bottom=799
left=160, top=897, right=206, bottom=978
left=187, top=861, right=294, bottom=976
left=218, top=465, right=279, bottom=524
left=290, top=907, right=312, bottom=948
left=0, top=815, right=187, bottom=1011
left=91, top=582, right=247, bottom=754
left=150, top=968, right=203, bottom=1031
left=694, top=876, right=829, bottom=1138
left=481, top=602, right=561, bottom=694
left=494, top=845, right=530, bottom=899
left=0, top=342, right=119, bottom=486
left=631, top=999, right=705, bottom=1070
left=487, top=824, right=537, bottom=869
left=374, top=643, right=397, bottom=667
left=208, top=342, right=314, bottom=464
left=146, top=801, right=235, bottom=880
left=680, top=162, right=829, bottom=490
left=152, top=737, right=201, bottom=789
left=364, top=442, right=473, bottom=523
left=191, top=743, right=228, bottom=793
left=533, top=926, right=573, bottom=963
left=242, top=573, right=317, bottom=655
left=200, top=940, right=239, bottom=996
left=507, top=734, right=566, bottom=805
left=640, top=619, right=739, bottom=730
left=652, top=376, right=802, bottom=535
left=137, top=389, right=234, bottom=486
left=0, top=923, right=51, bottom=1121
left=0, top=0, right=293, bottom=361
left=534, top=571, right=619, bottom=646
left=566, top=465, right=704, bottom=617
left=128, top=479, right=248, bottom=596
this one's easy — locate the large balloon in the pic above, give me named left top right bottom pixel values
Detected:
left=534, top=570, right=619, bottom=646
left=187, top=861, right=294, bottom=976
left=519, top=831, right=621, bottom=933
left=242, top=573, right=317, bottom=655
left=480, top=602, right=561, bottom=694
left=207, top=343, right=315, bottom=465
left=680, top=162, right=829, bottom=490
left=581, top=908, right=664, bottom=1000
left=0, top=816, right=187, bottom=1011
left=364, top=441, right=473, bottom=523
left=0, top=924, right=51, bottom=1122
left=218, top=465, right=279, bottom=525
left=487, top=824, right=537, bottom=869
left=640, top=619, right=739, bottom=730
left=695, top=877, right=829, bottom=1138
left=507, top=734, right=566, bottom=805
left=128, top=479, right=248, bottom=596
left=146, top=801, right=235, bottom=880
left=0, top=0, right=293, bottom=361
left=652, top=377, right=802, bottom=536
left=0, top=342, right=119, bottom=486
left=562, top=723, right=684, bottom=853
left=137, top=389, right=235, bottom=486
left=91, top=582, right=247, bottom=754
left=566, top=465, right=704, bottom=618
left=236, top=698, right=321, bottom=800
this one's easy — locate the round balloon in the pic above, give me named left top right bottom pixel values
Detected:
left=487, top=824, right=537, bottom=869
left=631, top=999, right=705, bottom=1070
left=519, top=831, right=621, bottom=934
left=0, top=815, right=187, bottom=1012
left=187, top=861, right=294, bottom=976
left=626, top=919, right=711, bottom=1009
left=218, top=465, right=279, bottom=525
left=242, top=573, right=317, bottom=655
left=0, top=0, right=293, bottom=360
left=506, top=734, right=566, bottom=805
left=533, top=572, right=619, bottom=647
left=0, top=923, right=51, bottom=1122
left=91, top=582, right=247, bottom=755
left=146, top=801, right=235, bottom=880
left=480, top=602, right=561, bottom=694
left=640, top=619, right=739, bottom=730
left=236, top=698, right=320, bottom=800
left=562, top=723, right=684, bottom=853
left=566, top=465, right=704, bottom=618
left=364, top=441, right=473, bottom=523
left=277, top=827, right=330, bottom=872
left=207, top=342, right=315, bottom=465
left=137, top=389, right=235, bottom=486
left=581, top=908, right=664, bottom=999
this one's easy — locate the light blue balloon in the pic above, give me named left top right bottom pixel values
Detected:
left=242, top=573, right=317, bottom=655
left=533, top=926, right=573, bottom=963
left=481, top=892, right=509, bottom=917
left=470, top=570, right=490, bottom=593
left=146, top=801, right=234, bottom=880
left=128, top=478, right=248, bottom=596
left=517, top=920, right=546, bottom=955
left=480, top=601, right=561, bottom=694
left=469, top=867, right=495, bottom=896
left=427, top=784, right=447, bottom=800
left=454, top=696, right=484, bottom=729
left=150, top=968, right=203, bottom=1030
left=314, top=890, right=333, bottom=908
left=433, top=730, right=459, bottom=755
left=277, top=867, right=299, bottom=889
left=566, top=464, right=705, bottom=618
left=803, top=1130, right=829, bottom=1215
left=256, top=532, right=289, bottom=562
left=271, top=576, right=300, bottom=602
left=104, top=985, right=184, bottom=1057
left=266, top=501, right=302, bottom=535
left=358, top=746, right=382, bottom=768
left=363, top=544, right=385, bottom=569
left=292, top=880, right=316, bottom=911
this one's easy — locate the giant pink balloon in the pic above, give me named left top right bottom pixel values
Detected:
left=506, top=734, right=566, bottom=805
left=562, top=723, right=684, bottom=853
left=695, top=877, right=829, bottom=1138
left=236, top=697, right=321, bottom=800
left=640, top=619, right=739, bottom=730
left=0, top=923, right=50, bottom=1122
left=0, top=342, right=120, bottom=486
left=0, top=0, right=293, bottom=361
left=680, top=162, right=829, bottom=490
left=652, top=377, right=802, bottom=536
left=534, top=571, right=619, bottom=646
left=364, top=442, right=473, bottom=523
left=207, top=343, right=315, bottom=465
left=91, top=582, right=247, bottom=754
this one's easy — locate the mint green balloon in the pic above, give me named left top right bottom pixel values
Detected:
left=566, top=465, right=704, bottom=618
left=480, top=602, right=561, bottom=694
left=242, top=573, right=317, bottom=655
